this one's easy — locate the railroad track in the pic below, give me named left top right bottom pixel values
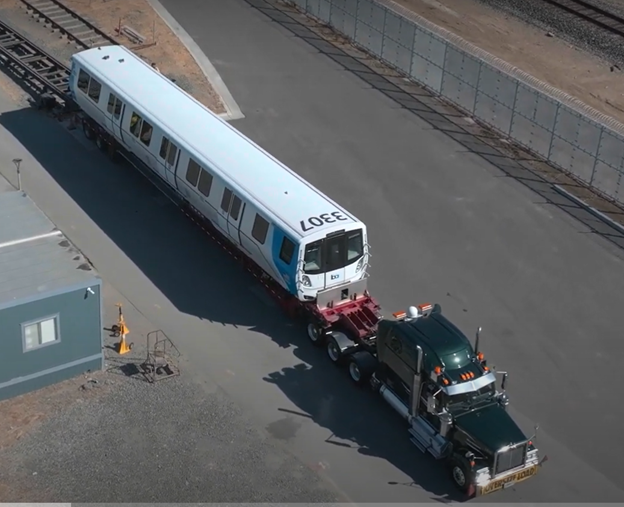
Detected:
left=542, top=0, right=624, bottom=38
left=0, top=18, right=71, bottom=104
left=20, top=0, right=118, bottom=49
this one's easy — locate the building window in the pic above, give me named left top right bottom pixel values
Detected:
left=279, top=237, right=295, bottom=265
left=22, top=316, right=60, bottom=352
left=252, top=213, right=269, bottom=244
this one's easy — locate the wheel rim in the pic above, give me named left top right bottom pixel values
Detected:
left=349, top=362, right=361, bottom=382
left=452, top=466, right=466, bottom=487
left=307, top=324, right=319, bottom=342
left=96, top=137, right=104, bottom=149
left=327, top=340, right=340, bottom=362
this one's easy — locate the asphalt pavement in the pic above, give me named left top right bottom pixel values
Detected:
left=1, top=0, right=624, bottom=502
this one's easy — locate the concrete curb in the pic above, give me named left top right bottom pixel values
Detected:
left=146, top=0, right=244, bottom=122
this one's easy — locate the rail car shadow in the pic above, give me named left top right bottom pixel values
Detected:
left=263, top=355, right=466, bottom=502
left=242, top=0, right=624, bottom=251
left=0, top=105, right=466, bottom=501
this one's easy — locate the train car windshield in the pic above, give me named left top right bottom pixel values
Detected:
left=303, top=229, right=364, bottom=275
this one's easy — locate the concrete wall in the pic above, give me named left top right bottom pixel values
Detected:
left=0, top=282, right=103, bottom=401
left=287, top=0, right=624, bottom=206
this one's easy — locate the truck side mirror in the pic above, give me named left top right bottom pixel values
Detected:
left=475, top=326, right=482, bottom=355
left=501, top=372, right=508, bottom=391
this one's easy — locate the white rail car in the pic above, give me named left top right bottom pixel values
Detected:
left=68, top=45, right=369, bottom=302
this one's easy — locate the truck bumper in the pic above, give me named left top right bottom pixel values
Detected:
left=476, top=462, right=539, bottom=496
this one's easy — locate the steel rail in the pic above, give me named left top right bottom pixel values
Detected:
left=542, top=0, right=624, bottom=38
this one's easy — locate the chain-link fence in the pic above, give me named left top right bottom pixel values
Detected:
left=287, top=0, right=624, bottom=206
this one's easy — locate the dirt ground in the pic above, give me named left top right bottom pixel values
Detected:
left=55, top=0, right=225, bottom=114
left=390, top=0, right=624, bottom=125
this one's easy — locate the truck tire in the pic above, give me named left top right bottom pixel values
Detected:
left=307, top=323, right=325, bottom=347
left=449, top=455, right=473, bottom=494
left=327, top=336, right=343, bottom=364
left=83, top=121, right=95, bottom=140
left=347, top=351, right=376, bottom=386
left=96, top=134, right=106, bottom=151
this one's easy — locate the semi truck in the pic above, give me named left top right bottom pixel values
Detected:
left=306, top=289, right=544, bottom=497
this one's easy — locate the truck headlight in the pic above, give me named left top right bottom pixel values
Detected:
left=301, top=275, right=311, bottom=287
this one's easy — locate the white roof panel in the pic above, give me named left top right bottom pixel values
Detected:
left=72, top=46, right=360, bottom=239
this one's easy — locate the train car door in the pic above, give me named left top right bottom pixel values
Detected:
left=106, top=92, right=125, bottom=144
left=226, top=194, right=244, bottom=246
left=322, top=231, right=347, bottom=289
left=158, top=135, right=180, bottom=185
left=218, top=186, right=243, bottom=246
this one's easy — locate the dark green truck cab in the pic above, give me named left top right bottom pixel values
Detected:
left=347, top=303, right=544, bottom=497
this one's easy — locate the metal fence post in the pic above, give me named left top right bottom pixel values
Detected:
left=589, top=126, right=604, bottom=187
left=380, top=6, right=388, bottom=60
left=616, top=153, right=624, bottom=202
left=472, top=61, right=482, bottom=116
left=508, top=81, right=519, bottom=137
left=547, top=102, right=561, bottom=162
left=407, top=21, right=416, bottom=78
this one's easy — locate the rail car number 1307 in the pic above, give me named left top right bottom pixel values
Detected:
left=300, top=212, right=348, bottom=232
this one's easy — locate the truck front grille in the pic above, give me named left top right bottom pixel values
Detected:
left=495, top=443, right=526, bottom=476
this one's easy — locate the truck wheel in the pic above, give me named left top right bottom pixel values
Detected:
left=307, top=323, right=325, bottom=347
left=83, top=121, right=95, bottom=140
left=96, top=134, right=106, bottom=151
left=327, top=337, right=343, bottom=364
left=450, top=456, right=472, bottom=494
left=347, top=351, right=376, bottom=386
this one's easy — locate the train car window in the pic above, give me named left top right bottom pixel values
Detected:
left=221, top=187, right=233, bottom=213
left=346, top=229, right=364, bottom=262
left=324, top=234, right=344, bottom=273
left=87, top=78, right=102, bottom=103
left=252, top=214, right=269, bottom=245
left=113, top=98, right=122, bottom=119
left=279, top=237, right=295, bottom=265
left=303, top=241, right=322, bottom=274
left=167, top=142, right=178, bottom=166
left=107, top=93, right=116, bottom=114
left=197, top=169, right=213, bottom=197
left=186, top=159, right=201, bottom=186
left=140, top=120, right=153, bottom=146
left=230, top=195, right=242, bottom=220
left=159, top=137, right=170, bottom=159
left=130, top=112, right=143, bottom=138
left=77, top=69, right=90, bottom=93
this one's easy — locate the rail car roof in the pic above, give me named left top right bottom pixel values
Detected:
left=71, top=45, right=360, bottom=239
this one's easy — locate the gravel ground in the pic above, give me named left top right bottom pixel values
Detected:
left=0, top=372, right=340, bottom=502
left=472, top=0, right=624, bottom=67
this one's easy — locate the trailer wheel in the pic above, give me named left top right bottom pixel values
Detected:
left=327, top=337, right=343, bottom=364
left=450, top=455, right=472, bottom=494
left=83, top=121, right=95, bottom=140
left=307, top=323, right=325, bottom=347
left=96, top=134, right=106, bottom=151
left=347, top=351, right=376, bottom=386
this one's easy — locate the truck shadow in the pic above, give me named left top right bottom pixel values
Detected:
left=0, top=106, right=465, bottom=501
left=263, top=348, right=466, bottom=502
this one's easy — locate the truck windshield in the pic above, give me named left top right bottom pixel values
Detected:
left=303, top=229, right=364, bottom=275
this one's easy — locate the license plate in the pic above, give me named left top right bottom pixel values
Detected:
left=478, top=464, right=538, bottom=496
